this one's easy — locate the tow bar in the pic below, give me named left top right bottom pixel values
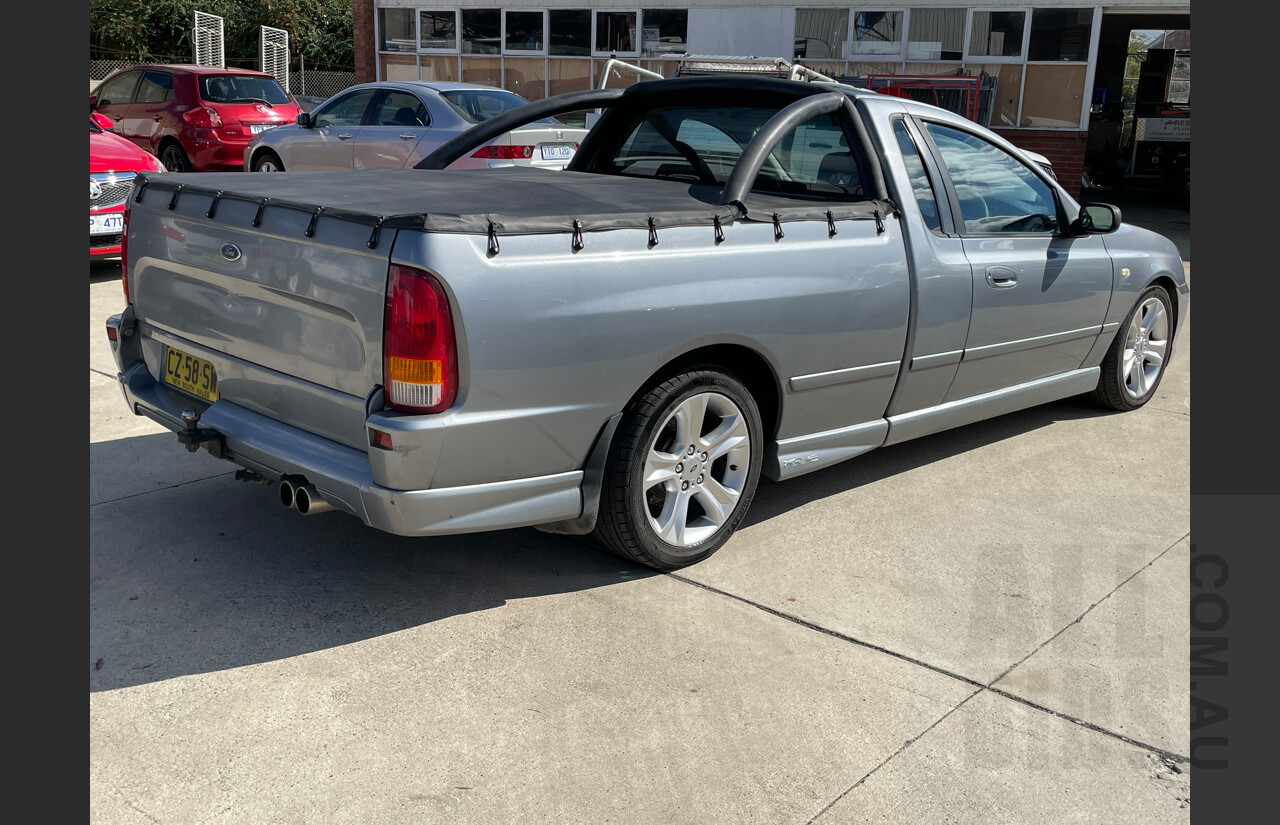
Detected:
left=177, top=408, right=227, bottom=459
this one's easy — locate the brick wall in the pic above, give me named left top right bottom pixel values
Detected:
left=993, top=129, right=1088, bottom=199
left=354, top=0, right=376, bottom=85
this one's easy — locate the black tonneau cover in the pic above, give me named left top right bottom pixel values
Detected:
left=133, top=167, right=894, bottom=250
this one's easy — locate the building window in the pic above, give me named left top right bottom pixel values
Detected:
left=463, top=9, right=501, bottom=55
left=641, top=10, right=687, bottom=57
left=550, top=9, right=591, bottom=56
left=505, top=10, right=547, bottom=53
left=378, top=7, right=416, bottom=53
left=851, top=11, right=903, bottom=57
left=1027, top=9, right=1093, bottom=62
left=968, top=11, right=1026, bottom=59
left=419, top=10, right=458, bottom=52
left=595, top=10, right=639, bottom=55
left=907, top=8, right=965, bottom=61
left=795, top=8, right=849, bottom=60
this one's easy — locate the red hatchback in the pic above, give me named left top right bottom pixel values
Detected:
left=91, top=64, right=301, bottom=172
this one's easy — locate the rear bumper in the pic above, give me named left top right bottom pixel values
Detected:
left=107, top=310, right=585, bottom=536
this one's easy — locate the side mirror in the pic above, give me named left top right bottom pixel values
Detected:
left=295, top=112, right=312, bottom=128
left=1071, top=203, right=1121, bottom=235
left=91, top=112, right=114, bottom=130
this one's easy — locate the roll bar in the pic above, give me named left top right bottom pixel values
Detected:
left=718, top=91, right=888, bottom=208
left=415, top=87, right=626, bottom=170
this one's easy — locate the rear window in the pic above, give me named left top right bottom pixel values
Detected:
left=439, top=89, right=558, bottom=125
left=199, top=75, right=292, bottom=106
left=607, top=105, right=868, bottom=199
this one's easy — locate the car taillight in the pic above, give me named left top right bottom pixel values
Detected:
left=182, top=106, right=223, bottom=128
left=384, top=265, right=457, bottom=414
left=121, top=206, right=131, bottom=305
left=472, top=145, right=534, bottom=159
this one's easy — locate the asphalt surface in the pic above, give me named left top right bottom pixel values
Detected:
left=90, top=196, right=1191, bottom=824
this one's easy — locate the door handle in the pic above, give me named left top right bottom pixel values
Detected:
left=399, top=133, right=417, bottom=140
left=153, top=115, right=162, bottom=122
left=337, top=133, right=353, bottom=140
left=985, top=266, right=1018, bottom=289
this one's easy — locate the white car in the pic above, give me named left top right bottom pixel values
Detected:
left=244, top=81, right=588, bottom=173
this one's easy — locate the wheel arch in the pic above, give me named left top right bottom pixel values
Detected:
left=533, top=342, right=781, bottom=540
left=630, top=343, right=783, bottom=445
left=1147, top=274, right=1181, bottom=335
left=249, top=145, right=282, bottom=170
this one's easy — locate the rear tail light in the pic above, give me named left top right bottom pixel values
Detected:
left=472, top=145, right=534, bottom=160
left=182, top=106, right=223, bottom=128
left=384, top=265, right=457, bottom=414
left=121, top=206, right=131, bottom=305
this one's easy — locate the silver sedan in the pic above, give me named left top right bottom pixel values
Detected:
left=244, top=80, right=589, bottom=173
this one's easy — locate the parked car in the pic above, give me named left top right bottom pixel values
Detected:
left=244, top=80, right=588, bottom=173
left=109, top=76, right=1187, bottom=571
left=90, top=113, right=165, bottom=261
left=90, top=64, right=302, bottom=172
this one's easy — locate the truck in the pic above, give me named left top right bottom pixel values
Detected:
left=106, top=75, right=1188, bottom=571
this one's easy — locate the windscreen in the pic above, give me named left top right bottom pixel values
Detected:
left=199, top=75, right=292, bottom=106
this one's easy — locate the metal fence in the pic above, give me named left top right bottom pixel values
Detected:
left=89, top=58, right=355, bottom=101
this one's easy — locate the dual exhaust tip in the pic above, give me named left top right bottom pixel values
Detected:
left=279, top=476, right=335, bottom=516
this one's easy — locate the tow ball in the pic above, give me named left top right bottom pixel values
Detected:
left=177, top=408, right=227, bottom=458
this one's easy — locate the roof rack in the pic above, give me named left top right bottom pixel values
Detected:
left=596, top=55, right=837, bottom=89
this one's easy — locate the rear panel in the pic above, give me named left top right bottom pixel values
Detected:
left=127, top=189, right=390, bottom=449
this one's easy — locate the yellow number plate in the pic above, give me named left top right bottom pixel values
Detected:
left=164, top=346, right=220, bottom=402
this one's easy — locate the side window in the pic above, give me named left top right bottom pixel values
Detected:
left=369, top=91, right=430, bottom=127
left=95, top=72, right=140, bottom=107
left=923, top=122, right=1059, bottom=235
left=893, top=121, right=942, bottom=232
left=313, top=89, right=376, bottom=128
left=136, top=72, right=175, bottom=104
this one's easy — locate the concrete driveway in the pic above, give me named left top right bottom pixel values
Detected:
left=90, top=199, right=1191, bottom=824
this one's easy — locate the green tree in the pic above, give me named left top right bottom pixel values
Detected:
left=90, top=0, right=353, bottom=70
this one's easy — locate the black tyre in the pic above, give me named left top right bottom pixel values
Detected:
left=1089, top=284, right=1174, bottom=411
left=160, top=143, right=192, bottom=172
left=592, top=366, right=763, bottom=571
left=253, top=151, right=285, bottom=172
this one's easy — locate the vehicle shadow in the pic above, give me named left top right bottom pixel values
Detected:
left=90, top=394, right=1118, bottom=693
left=90, top=431, right=653, bottom=692
left=741, top=394, right=1118, bottom=527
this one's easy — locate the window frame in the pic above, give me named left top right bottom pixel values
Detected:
left=311, top=87, right=379, bottom=128
left=376, top=6, right=418, bottom=54
left=367, top=88, right=433, bottom=128
left=592, top=9, right=641, bottom=58
left=913, top=116, right=1065, bottom=237
left=890, top=115, right=952, bottom=236
left=548, top=8, right=593, bottom=57
left=95, top=71, right=142, bottom=106
left=905, top=6, right=967, bottom=62
left=503, top=8, right=550, bottom=56
left=847, top=9, right=907, bottom=61
left=963, top=7, right=1031, bottom=63
left=417, top=8, right=461, bottom=54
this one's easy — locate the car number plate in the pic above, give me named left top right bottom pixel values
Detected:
left=540, top=143, right=574, bottom=161
left=90, top=213, right=124, bottom=235
left=164, top=346, right=220, bottom=402
left=249, top=124, right=279, bottom=134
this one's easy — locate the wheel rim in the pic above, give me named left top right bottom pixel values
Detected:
left=641, top=391, right=751, bottom=548
left=258, top=158, right=280, bottom=172
left=1122, top=296, right=1170, bottom=400
left=161, top=147, right=184, bottom=171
